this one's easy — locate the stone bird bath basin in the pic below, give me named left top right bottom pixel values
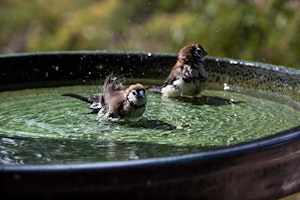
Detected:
left=1, top=51, right=300, bottom=199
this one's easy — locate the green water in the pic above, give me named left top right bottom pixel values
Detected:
left=0, top=84, right=300, bottom=165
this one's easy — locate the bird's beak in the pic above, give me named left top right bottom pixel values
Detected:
left=197, top=47, right=208, bottom=56
left=139, top=90, right=146, bottom=99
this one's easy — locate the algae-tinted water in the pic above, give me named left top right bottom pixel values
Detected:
left=1, top=83, right=300, bottom=165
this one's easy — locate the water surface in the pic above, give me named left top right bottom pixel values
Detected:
left=1, top=83, right=300, bottom=165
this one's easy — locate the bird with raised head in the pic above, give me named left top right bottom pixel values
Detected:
left=159, top=42, right=208, bottom=97
left=61, top=74, right=147, bottom=119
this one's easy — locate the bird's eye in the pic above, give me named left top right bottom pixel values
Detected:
left=132, top=91, right=137, bottom=96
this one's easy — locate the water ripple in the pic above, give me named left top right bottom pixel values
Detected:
left=0, top=85, right=300, bottom=165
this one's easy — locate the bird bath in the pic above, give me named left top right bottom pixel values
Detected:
left=1, top=51, right=300, bottom=199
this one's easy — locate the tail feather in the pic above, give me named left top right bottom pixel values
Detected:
left=61, top=93, right=92, bottom=103
left=147, top=86, right=162, bottom=93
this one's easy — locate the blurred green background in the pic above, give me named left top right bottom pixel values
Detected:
left=1, top=0, right=300, bottom=69
left=1, top=1, right=300, bottom=199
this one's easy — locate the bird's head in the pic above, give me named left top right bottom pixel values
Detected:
left=126, top=83, right=147, bottom=108
left=178, top=42, right=208, bottom=64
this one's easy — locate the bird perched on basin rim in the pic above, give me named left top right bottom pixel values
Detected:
left=61, top=74, right=147, bottom=119
left=159, top=42, right=208, bottom=97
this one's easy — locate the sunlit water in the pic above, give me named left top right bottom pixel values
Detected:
left=1, top=84, right=300, bottom=165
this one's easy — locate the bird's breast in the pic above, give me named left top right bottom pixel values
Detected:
left=161, top=77, right=205, bottom=97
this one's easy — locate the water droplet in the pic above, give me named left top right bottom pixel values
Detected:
left=224, top=83, right=230, bottom=90
left=25, top=119, right=37, bottom=127
left=35, top=153, right=42, bottom=158
left=109, top=30, right=115, bottom=35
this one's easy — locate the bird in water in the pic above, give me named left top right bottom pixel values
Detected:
left=150, top=42, right=208, bottom=97
left=61, top=74, right=147, bottom=119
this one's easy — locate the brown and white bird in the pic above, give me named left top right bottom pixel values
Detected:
left=61, top=74, right=147, bottom=119
left=160, top=42, right=208, bottom=97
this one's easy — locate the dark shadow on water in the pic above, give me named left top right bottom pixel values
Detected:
left=173, top=95, right=245, bottom=106
left=147, top=87, right=245, bottom=106
left=117, top=118, right=176, bottom=130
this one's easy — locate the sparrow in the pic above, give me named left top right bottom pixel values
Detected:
left=61, top=74, right=147, bottom=119
left=160, top=42, right=208, bottom=97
